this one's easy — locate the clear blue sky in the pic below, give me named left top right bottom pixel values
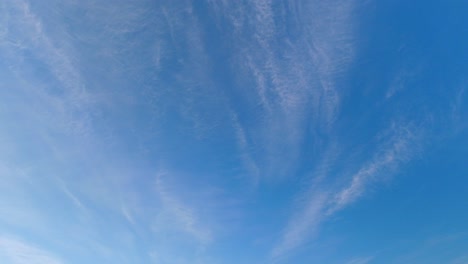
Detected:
left=0, top=0, right=467, bottom=263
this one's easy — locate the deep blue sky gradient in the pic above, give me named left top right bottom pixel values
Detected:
left=0, top=0, right=467, bottom=263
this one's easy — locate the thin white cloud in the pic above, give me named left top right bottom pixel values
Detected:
left=120, top=203, right=136, bottom=226
left=11, top=0, right=88, bottom=101
left=154, top=172, right=212, bottom=245
left=386, top=65, right=422, bottom=99
left=230, top=111, right=260, bottom=185
left=272, top=123, right=420, bottom=259
left=0, top=237, right=63, bottom=264
left=271, top=192, right=328, bottom=258
left=1, top=0, right=218, bottom=262
left=2, top=0, right=94, bottom=138
left=329, top=126, right=416, bottom=213
left=55, top=177, right=88, bottom=213
left=451, top=255, right=468, bottom=264
left=271, top=143, right=340, bottom=258
left=346, top=256, right=374, bottom=264
left=209, top=0, right=358, bottom=181
left=451, top=86, right=467, bottom=132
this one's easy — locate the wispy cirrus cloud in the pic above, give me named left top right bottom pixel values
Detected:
left=346, top=256, right=374, bottom=264
left=0, top=1, right=149, bottom=261
left=154, top=171, right=213, bottom=245
left=272, top=122, right=421, bottom=259
left=230, top=111, right=260, bottom=185
left=271, top=191, right=328, bottom=259
left=2, top=1, right=223, bottom=262
left=451, top=86, right=467, bottom=132
left=1, top=0, right=93, bottom=135
left=206, top=0, right=358, bottom=181
left=451, top=255, right=468, bottom=264
left=329, top=123, right=419, bottom=213
left=0, top=237, right=63, bottom=264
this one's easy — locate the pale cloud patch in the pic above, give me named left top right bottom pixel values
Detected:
left=272, top=122, right=421, bottom=259
left=452, top=255, right=468, bottom=264
left=6, top=0, right=90, bottom=104
left=154, top=171, right=212, bottom=245
left=55, top=177, right=88, bottom=213
left=120, top=203, right=136, bottom=227
left=271, top=192, right=328, bottom=258
left=230, top=111, right=260, bottom=185
left=451, top=85, right=467, bottom=132
left=221, top=0, right=358, bottom=181
left=346, top=256, right=374, bottom=264
left=0, top=237, right=63, bottom=264
left=329, top=122, right=419, bottom=213
left=385, top=65, right=422, bottom=99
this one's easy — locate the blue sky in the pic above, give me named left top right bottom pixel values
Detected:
left=0, top=0, right=467, bottom=263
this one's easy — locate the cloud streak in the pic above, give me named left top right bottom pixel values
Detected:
left=271, top=191, right=328, bottom=258
left=329, top=123, right=418, bottom=213
left=206, top=0, right=359, bottom=181
left=0, top=237, right=63, bottom=264
left=154, top=171, right=213, bottom=245
left=346, top=256, right=374, bottom=264
left=3, top=0, right=92, bottom=128
left=272, top=123, right=421, bottom=259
